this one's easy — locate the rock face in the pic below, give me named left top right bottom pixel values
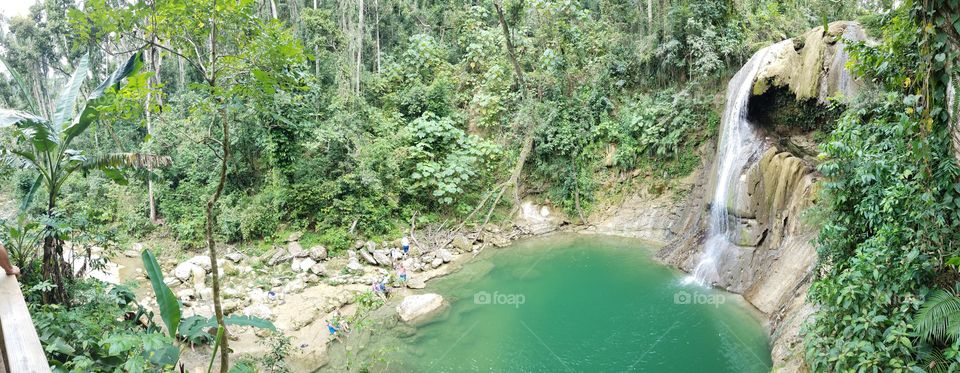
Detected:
left=753, top=21, right=866, bottom=104
left=587, top=148, right=709, bottom=243
left=396, top=293, right=444, bottom=323
left=515, top=201, right=564, bottom=235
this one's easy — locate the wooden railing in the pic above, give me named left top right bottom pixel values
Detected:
left=0, top=274, right=49, bottom=373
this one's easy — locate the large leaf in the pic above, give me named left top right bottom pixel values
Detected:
left=228, top=363, right=256, bottom=373
left=0, top=109, right=46, bottom=129
left=19, top=175, right=42, bottom=212
left=915, top=289, right=960, bottom=342
left=0, top=110, right=59, bottom=152
left=141, top=249, right=181, bottom=339
left=0, top=56, right=40, bottom=114
left=142, top=342, right=180, bottom=368
left=178, top=315, right=215, bottom=344
left=80, top=152, right=173, bottom=170
left=196, top=314, right=277, bottom=332
left=90, top=51, right=144, bottom=101
left=64, top=51, right=144, bottom=141
left=221, top=314, right=276, bottom=331
left=51, top=55, right=90, bottom=133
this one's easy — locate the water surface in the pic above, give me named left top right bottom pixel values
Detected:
left=326, top=234, right=771, bottom=372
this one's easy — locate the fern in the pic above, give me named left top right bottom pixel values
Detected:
left=915, top=289, right=960, bottom=342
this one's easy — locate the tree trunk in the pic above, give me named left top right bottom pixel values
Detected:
left=375, top=0, right=381, bottom=73
left=178, top=54, right=186, bottom=90
left=314, top=0, right=320, bottom=76
left=207, top=103, right=230, bottom=373
left=356, top=0, right=364, bottom=94
left=146, top=42, right=160, bottom=224
left=646, top=0, right=652, bottom=35
left=494, top=1, right=524, bottom=92
left=206, top=1, right=230, bottom=370
left=41, top=196, right=69, bottom=305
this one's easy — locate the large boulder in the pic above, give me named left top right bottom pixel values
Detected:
left=308, top=245, right=328, bottom=261
left=360, top=250, right=378, bottom=266
left=309, top=263, right=327, bottom=276
left=438, top=249, right=454, bottom=263
left=224, top=252, right=245, bottom=263
left=174, top=262, right=201, bottom=282
left=396, top=293, right=444, bottom=323
left=191, top=266, right=206, bottom=288
left=287, top=231, right=303, bottom=242
left=186, top=255, right=212, bottom=271
left=373, top=250, right=391, bottom=266
left=292, top=257, right=317, bottom=272
left=452, top=235, right=473, bottom=252
left=288, top=241, right=306, bottom=258
left=347, top=258, right=364, bottom=273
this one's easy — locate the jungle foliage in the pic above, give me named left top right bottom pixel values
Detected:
left=804, top=0, right=960, bottom=371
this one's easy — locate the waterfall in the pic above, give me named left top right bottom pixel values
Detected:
left=686, top=47, right=771, bottom=286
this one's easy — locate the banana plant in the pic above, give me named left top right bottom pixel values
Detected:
left=0, top=51, right=172, bottom=304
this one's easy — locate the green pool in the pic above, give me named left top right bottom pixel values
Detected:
left=324, top=234, right=772, bottom=372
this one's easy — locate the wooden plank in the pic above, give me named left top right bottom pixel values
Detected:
left=0, top=275, right=50, bottom=373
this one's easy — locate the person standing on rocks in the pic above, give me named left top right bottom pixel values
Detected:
left=401, top=236, right=410, bottom=254
left=0, top=243, right=20, bottom=276
left=372, top=279, right=387, bottom=300
left=395, top=263, right=407, bottom=284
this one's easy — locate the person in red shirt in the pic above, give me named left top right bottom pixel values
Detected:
left=0, top=243, right=20, bottom=276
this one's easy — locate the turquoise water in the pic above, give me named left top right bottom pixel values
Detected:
left=325, top=234, right=772, bottom=372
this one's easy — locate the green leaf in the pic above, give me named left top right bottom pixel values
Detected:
left=0, top=56, right=40, bottom=113
left=65, top=51, right=144, bottom=141
left=142, top=342, right=180, bottom=368
left=207, top=326, right=225, bottom=373
left=178, top=315, right=214, bottom=344
left=222, top=314, right=276, bottom=331
left=90, top=51, right=144, bottom=101
left=141, top=249, right=181, bottom=339
left=228, top=363, right=256, bottom=373
left=52, top=54, right=90, bottom=132
left=102, top=168, right=129, bottom=185
left=47, top=337, right=76, bottom=355
left=19, top=174, right=42, bottom=212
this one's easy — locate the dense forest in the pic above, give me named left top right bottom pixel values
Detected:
left=2, top=0, right=960, bottom=371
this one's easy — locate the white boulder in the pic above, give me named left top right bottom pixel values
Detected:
left=396, top=293, right=444, bottom=323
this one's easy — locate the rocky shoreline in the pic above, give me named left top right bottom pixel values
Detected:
left=109, top=199, right=567, bottom=371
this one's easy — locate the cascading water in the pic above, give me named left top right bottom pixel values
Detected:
left=686, top=47, right=771, bottom=286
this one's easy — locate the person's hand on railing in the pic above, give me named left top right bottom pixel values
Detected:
left=0, top=243, right=19, bottom=276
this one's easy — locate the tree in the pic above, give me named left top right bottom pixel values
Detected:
left=0, top=52, right=171, bottom=304
left=137, top=0, right=306, bottom=369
